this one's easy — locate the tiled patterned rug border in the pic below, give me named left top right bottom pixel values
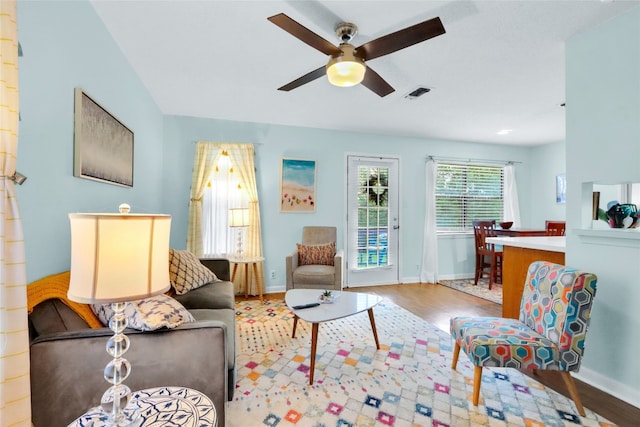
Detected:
left=228, top=298, right=614, bottom=427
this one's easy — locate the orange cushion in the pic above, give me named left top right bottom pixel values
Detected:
left=27, top=271, right=103, bottom=329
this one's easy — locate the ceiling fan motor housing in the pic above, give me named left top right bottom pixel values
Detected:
left=335, top=22, right=358, bottom=43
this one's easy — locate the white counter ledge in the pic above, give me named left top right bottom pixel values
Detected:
left=486, top=236, right=566, bottom=253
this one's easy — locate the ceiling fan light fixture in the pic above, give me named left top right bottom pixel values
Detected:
left=326, top=45, right=366, bottom=87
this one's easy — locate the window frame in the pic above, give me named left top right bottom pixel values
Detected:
left=435, top=162, right=505, bottom=234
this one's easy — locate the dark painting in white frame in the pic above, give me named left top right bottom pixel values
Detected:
left=74, top=88, right=134, bottom=187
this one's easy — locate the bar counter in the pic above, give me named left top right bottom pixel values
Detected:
left=493, top=228, right=547, bottom=237
left=486, top=236, right=566, bottom=318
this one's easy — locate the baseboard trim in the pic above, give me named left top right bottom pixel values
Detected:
left=347, top=280, right=399, bottom=288
left=263, top=284, right=286, bottom=294
left=575, top=367, right=640, bottom=409
left=435, top=274, right=474, bottom=281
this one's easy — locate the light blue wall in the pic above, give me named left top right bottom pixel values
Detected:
left=18, top=1, right=165, bottom=282
left=566, top=5, right=640, bottom=406
left=162, top=116, right=543, bottom=290
left=528, top=141, right=566, bottom=227
left=17, top=1, right=565, bottom=290
left=20, top=0, right=638, bottom=411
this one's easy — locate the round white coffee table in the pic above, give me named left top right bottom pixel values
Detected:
left=285, top=289, right=383, bottom=384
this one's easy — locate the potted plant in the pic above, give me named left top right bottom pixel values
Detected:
left=319, top=290, right=334, bottom=303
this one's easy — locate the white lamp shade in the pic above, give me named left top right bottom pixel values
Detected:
left=67, top=213, right=172, bottom=304
left=229, top=208, right=250, bottom=227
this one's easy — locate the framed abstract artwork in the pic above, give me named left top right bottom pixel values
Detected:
left=556, top=174, right=566, bottom=204
left=73, top=88, right=134, bottom=187
left=280, top=158, right=316, bottom=213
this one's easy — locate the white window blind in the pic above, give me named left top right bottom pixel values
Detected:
left=435, top=163, right=504, bottom=231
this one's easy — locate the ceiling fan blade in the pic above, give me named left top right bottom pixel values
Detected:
left=278, top=66, right=326, bottom=92
left=268, top=13, right=341, bottom=56
left=361, top=66, right=395, bottom=97
left=356, top=17, right=445, bottom=61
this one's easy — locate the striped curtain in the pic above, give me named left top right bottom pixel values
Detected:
left=227, top=144, right=265, bottom=295
left=503, top=163, right=522, bottom=228
left=186, top=143, right=219, bottom=256
left=188, top=142, right=265, bottom=294
left=420, top=158, right=438, bottom=283
left=0, top=1, right=32, bottom=426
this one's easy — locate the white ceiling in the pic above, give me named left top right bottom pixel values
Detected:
left=91, top=0, right=639, bottom=146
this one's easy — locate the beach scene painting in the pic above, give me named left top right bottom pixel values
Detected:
left=280, top=158, right=316, bottom=212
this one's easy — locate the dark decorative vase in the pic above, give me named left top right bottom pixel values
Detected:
left=606, top=202, right=639, bottom=228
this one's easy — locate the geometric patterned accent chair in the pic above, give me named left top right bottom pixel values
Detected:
left=450, top=261, right=597, bottom=416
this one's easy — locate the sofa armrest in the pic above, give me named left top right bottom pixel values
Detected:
left=200, top=258, right=231, bottom=281
left=285, top=250, right=299, bottom=290
left=30, top=321, right=228, bottom=427
left=334, top=248, right=344, bottom=289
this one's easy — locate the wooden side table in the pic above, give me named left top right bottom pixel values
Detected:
left=229, top=256, right=264, bottom=303
left=68, top=386, right=217, bottom=426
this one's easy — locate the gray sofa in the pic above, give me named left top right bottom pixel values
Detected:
left=29, top=258, right=235, bottom=427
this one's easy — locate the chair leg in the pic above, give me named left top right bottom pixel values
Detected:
left=488, top=256, right=495, bottom=290
left=473, top=366, right=483, bottom=406
left=560, top=371, right=586, bottom=417
left=452, top=342, right=460, bottom=369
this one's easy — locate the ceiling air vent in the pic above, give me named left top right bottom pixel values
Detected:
left=404, top=87, right=431, bottom=100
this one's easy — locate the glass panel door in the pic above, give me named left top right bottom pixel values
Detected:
left=346, top=156, right=399, bottom=286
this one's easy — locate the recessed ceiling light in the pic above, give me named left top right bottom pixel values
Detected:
left=497, top=129, right=513, bottom=135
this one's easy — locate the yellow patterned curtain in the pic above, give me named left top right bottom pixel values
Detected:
left=186, top=142, right=220, bottom=256
left=188, top=142, right=264, bottom=294
left=0, top=1, right=31, bottom=425
left=227, top=144, right=264, bottom=294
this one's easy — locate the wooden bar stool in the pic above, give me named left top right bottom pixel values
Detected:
left=472, top=220, right=502, bottom=289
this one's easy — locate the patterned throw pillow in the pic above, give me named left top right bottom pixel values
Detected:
left=169, top=249, right=219, bottom=295
left=297, top=242, right=336, bottom=266
left=91, top=294, right=195, bottom=331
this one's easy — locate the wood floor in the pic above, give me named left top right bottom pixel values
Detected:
left=251, top=283, right=639, bottom=427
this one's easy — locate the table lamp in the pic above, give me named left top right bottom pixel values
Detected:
left=229, top=208, right=250, bottom=258
left=67, top=204, right=171, bottom=426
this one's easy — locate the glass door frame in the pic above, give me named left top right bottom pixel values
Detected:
left=344, top=154, right=400, bottom=287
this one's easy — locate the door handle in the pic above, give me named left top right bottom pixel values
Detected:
left=393, top=225, right=400, bottom=230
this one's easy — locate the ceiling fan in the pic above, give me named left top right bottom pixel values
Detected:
left=267, top=13, right=446, bottom=97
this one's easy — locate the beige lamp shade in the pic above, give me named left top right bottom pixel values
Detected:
left=67, top=213, right=172, bottom=304
left=326, top=45, right=366, bottom=87
left=229, top=208, right=250, bottom=227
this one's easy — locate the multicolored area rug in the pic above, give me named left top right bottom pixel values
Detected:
left=228, top=299, right=614, bottom=427
left=438, top=278, right=502, bottom=305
